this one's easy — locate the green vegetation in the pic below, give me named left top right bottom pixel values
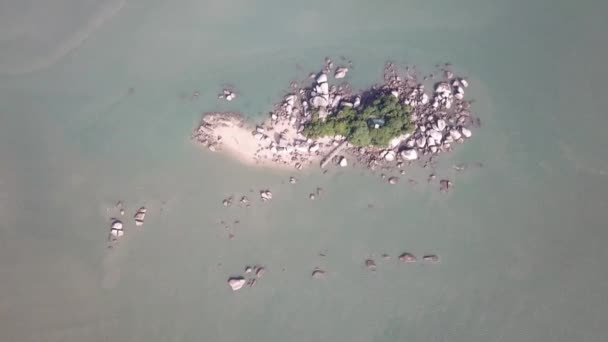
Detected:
left=302, top=94, right=412, bottom=147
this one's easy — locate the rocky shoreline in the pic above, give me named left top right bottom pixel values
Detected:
left=193, top=59, right=479, bottom=173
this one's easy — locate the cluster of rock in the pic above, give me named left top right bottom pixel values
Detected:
left=193, top=112, right=241, bottom=152
left=349, top=65, right=477, bottom=171
left=194, top=59, right=478, bottom=173
left=364, top=252, right=440, bottom=271
left=108, top=204, right=148, bottom=241
left=227, top=265, right=266, bottom=291
left=219, top=89, right=236, bottom=101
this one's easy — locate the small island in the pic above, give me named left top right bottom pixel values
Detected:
left=194, top=59, right=478, bottom=171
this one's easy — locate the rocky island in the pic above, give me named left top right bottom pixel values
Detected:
left=193, top=59, right=478, bottom=171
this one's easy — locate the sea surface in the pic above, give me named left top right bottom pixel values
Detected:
left=1, top=0, right=608, bottom=341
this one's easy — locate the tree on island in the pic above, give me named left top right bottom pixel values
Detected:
left=302, top=93, right=413, bottom=147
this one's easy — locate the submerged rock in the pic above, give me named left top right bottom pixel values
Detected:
left=255, top=266, right=266, bottom=278
left=422, top=255, right=440, bottom=263
left=365, top=259, right=377, bottom=271
left=228, top=277, right=246, bottom=291
left=388, top=177, right=399, bottom=185
left=312, top=268, right=327, bottom=279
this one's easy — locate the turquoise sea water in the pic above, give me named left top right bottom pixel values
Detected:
left=1, top=0, right=608, bottom=341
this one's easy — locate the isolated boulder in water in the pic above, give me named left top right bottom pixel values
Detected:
left=228, top=277, right=246, bottom=291
left=111, top=220, right=123, bottom=230
left=134, top=207, right=147, bottom=227
left=334, top=67, right=348, bottom=79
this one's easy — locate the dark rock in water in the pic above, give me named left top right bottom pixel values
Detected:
left=422, top=255, right=440, bottom=263
left=388, top=177, right=399, bottom=185
left=439, top=179, right=452, bottom=192
left=399, top=253, right=417, bottom=263
left=365, top=259, right=377, bottom=271
left=309, top=193, right=316, bottom=200
left=289, top=176, right=297, bottom=184
left=312, top=268, right=327, bottom=279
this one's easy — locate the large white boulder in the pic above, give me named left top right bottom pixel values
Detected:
left=436, top=119, right=446, bottom=131
left=401, top=149, right=418, bottom=160
left=316, top=73, right=328, bottom=83
left=339, top=157, right=348, bottom=167
left=421, top=93, right=429, bottom=105
left=319, top=82, right=329, bottom=95
left=450, top=129, right=462, bottom=140
left=461, top=127, right=472, bottom=138
left=311, top=96, right=329, bottom=108
left=228, top=277, right=246, bottom=291
left=430, top=130, right=443, bottom=142
left=416, top=136, right=427, bottom=148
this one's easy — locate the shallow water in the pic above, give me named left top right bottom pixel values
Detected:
left=1, top=0, right=608, bottom=341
